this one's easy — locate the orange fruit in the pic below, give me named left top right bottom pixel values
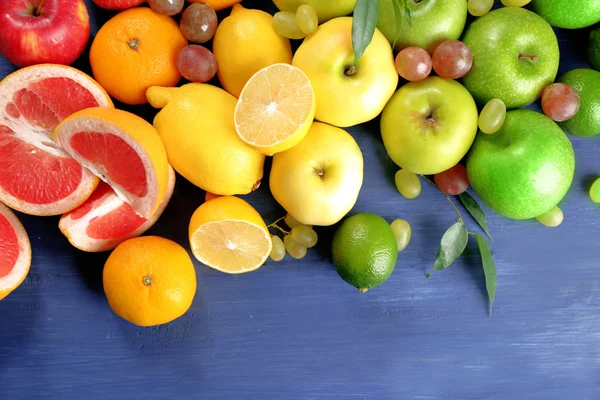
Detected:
left=89, top=7, right=187, bottom=105
left=190, top=0, right=242, bottom=11
left=188, top=196, right=272, bottom=274
left=59, top=166, right=176, bottom=253
left=234, top=63, right=315, bottom=155
left=0, top=202, right=31, bottom=300
left=0, top=64, right=112, bottom=216
left=103, top=236, right=197, bottom=327
left=53, top=107, right=170, bottom=219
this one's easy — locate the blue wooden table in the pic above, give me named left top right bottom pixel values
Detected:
left=1, top=1, right=599, bottom=399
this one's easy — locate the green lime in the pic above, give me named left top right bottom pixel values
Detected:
left=588, top=26, right=600, bottom=72
left=331, top=213, right=398, bottom=292
left=557, top=69, right=600, bottom=137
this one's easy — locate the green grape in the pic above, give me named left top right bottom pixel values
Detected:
left=272, top=11, right=306, bottom=40
left=590, top=178, right=600, bottom=203
left=535, top=206, right=564, bottom=228
left=296, top=4, right=318, bottom=35
left=284, top=235, right=307, bottom=259
left=501, top=0, right=531, bottom=6
left=284, top=213, right=302, bottom=229
left=289, top=225, right=318, bottom=248
left=390, top=219, right=412, bottom=252
left=478, top=98, right=506, bottom=134
left=467, top=0, right=493, bottom=16
left=395, top=169, right=421, bottom=199
left=270, top=235, right=286, bottom=261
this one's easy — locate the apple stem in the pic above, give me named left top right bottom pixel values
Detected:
left=127, top=38, right=140, bottom=51
left=518, top=53, right=538, bottom=63
left=427, top=117, right=436, bottom=127
left=344, top=65, right=358, bottom=76
left=35, top=0, right=45, bottom=16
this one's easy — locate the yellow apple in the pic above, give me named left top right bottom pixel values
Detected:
left=269, top=122, right=364, bottom=226
left=292, top=17, right=398, bottom=128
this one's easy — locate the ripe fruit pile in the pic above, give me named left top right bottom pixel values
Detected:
left=0, top=0, right=598, bottom=324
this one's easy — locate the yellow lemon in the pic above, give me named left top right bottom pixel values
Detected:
left=213, top=4, right=293, bottom=98
left=234, top=63, right=316, bottom=155
left=188, top=196, right=272, bottom=274
left=147, top=83, right=265, bottom=196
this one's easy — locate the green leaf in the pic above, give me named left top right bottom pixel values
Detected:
left=426, top=222, right=468, bottom=278
left=403, top=0, right=412, bottom=26
left=352, top=0, right=379, bottom=64
left=459, top=192, right=492, bottom=240
left=472, top=233, right=497, bottom=317
left=391, top=0, right=403, bottom=48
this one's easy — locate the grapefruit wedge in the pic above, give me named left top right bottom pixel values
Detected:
left=0, top=202, right=32, bottom=300
left=54, top=107, right=170, bottom=219
left=59, top=166, right=176, bottom=253
left=0, top=64, right=113, bottom=216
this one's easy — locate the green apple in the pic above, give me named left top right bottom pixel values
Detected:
left=557, top=68, right=600, bottom=137
left=380, top=76, right=478, bottom=175
left=530, top=0, right=600, bottom=29
left=272, top=0, right=356, bottom=23
left=466, top=110, right=575, bottom=220
left=461, top=7, right=559, bottom=109
left=588, top=26, right=600, bottom=71
left=377, top=0, right=467, bottom=53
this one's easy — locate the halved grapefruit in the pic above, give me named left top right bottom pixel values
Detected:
left=59, top=166, right=176, bottom=253
left=0, top=202, right=32, bottom=300
left=53, top=107, right=170, bottom=219
left=0, top=64, right=113, bottom=216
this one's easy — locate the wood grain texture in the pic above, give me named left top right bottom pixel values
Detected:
left=1, top=1, right=599, bottom=399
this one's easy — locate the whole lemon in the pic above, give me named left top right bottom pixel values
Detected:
left=147, top=84, right=265, bottom=195
left=213, top=4, right=293, bottom=98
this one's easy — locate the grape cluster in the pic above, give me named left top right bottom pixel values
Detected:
left=175, top=3, right=219, bottom=83
left=272, top=4, right=319, bottom=40
left=269, top=214, right=319, bottom=261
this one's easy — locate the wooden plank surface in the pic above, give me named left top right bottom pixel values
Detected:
left=1, top=1, right=599, bottom=399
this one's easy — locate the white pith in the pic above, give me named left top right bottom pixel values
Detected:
left=54, top=118, right=160, bottom=219
left=59, top=167, right=175, bottom=252
left=0, top=65, right=111, bottom=215
left=0, top=203, right=31, bottom=291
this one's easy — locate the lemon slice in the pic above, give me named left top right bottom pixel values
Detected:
left=234, top=63, right=316, bottom=155
left=188, top=196, right=272, bottom=274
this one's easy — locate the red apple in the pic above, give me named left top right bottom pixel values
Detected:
left=92, top=0, right=145, bottom=10
left=0, top=0, right=91, bottom=68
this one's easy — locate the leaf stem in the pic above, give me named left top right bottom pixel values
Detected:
left=421, top=175, right=464, bottom=223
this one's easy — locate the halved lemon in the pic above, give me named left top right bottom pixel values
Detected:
left=234, top=63, right=316, bottom=155
left=188, top=196, right=272, bottom=274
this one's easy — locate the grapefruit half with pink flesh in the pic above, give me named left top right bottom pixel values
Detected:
left=59, top=166, right=176, bottom=252
left=0, top=202, right=32, bottom=300
left=0, top=64, right=113, bottom=216
left=53, top=107, right=170, bottom=219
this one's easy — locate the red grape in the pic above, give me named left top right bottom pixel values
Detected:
left=432, top=40, right=473, bottom=80
left=180, top=3, right=218, bottom=44
left=541, top=83, right=581, bottom=122
left=434, top=164, right=469, bottom=195
left=148, top=0, right=184, bottom=16
left=177, top=45, right=218, bottom=83
left=395, top=47, right=432, bottom=82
